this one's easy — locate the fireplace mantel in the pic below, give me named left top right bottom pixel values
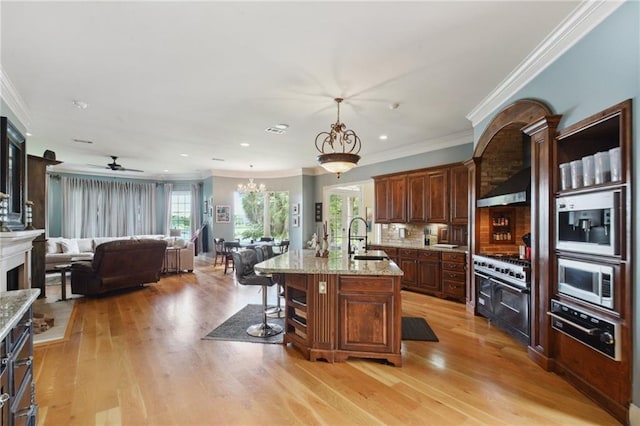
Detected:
left=0, top=230, right=44, bottom=292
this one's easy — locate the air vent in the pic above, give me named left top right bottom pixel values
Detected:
left=265, top=127, right=286, bottom=135
left=211, top=157, right=225, bottom=161
left=72, top=138, right=93, bottom=144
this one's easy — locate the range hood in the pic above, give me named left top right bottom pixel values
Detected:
left=477, top=167, right=531, bottom=208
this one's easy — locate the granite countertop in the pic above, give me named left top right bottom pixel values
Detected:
left=254, top=249, right=403, bottom=276
left=369, top=241, right=469, bottom=253
left=0, top=289, right=40, bottom=341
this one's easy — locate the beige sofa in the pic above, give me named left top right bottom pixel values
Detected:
left=45, top=234, right=195, bottom=273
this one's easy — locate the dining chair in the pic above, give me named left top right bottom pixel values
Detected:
left=222, top=241, right=241, bottom=274
left=213, top=238, right=226, bottom=266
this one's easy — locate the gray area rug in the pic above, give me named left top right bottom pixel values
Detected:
left=203, top=304, right=285, bottom=344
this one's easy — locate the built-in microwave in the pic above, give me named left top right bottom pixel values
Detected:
left=558, top=258, right=614, bottom=309
left=556, top=190, right=620, bottom=256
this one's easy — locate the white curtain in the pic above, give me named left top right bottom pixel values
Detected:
left=61, top=176, right=156, bottom=238
left=163, top=183, right=173, bottom=236
left=191, top=183, right=203, bottom=253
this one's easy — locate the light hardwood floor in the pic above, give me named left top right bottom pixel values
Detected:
left=34, top=258, right=620, bottom=425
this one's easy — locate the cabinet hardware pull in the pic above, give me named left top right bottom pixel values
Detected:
left=15, top=356, right=33, bottom=367
left=0, top=393, right=9, bottom=407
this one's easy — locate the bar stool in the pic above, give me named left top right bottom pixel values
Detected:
left=231, top=250, right=282, bottom=337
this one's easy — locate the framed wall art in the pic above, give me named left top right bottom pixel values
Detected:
left=215, top=205, right=231, bottom=223
left=315, top=202, right=322, bottom=222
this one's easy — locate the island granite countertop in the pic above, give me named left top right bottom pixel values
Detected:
left=0, top=289, right=40, bottom=341
left=254, top=249, right=403, bottom=276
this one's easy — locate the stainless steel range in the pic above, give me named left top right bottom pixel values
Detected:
left=473, top=254, right=531, bottom=344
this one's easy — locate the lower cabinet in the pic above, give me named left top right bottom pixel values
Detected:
left=372, top=245, right=467, bottom=303
left=398, top=249, right=418, bottom=288
left=417, top=250, right=442, bottom=297
left=441, top=252, right=466, bottom=302
left=283, top=273, right=402, bottom=366
left=2, top=307, right=37, bottom=426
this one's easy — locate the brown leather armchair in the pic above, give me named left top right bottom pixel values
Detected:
left=71, top=239, right=168, bottom=296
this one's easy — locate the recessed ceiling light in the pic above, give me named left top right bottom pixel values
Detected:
left=26, top=132, right=32, bottom=137
left=389, top=102, right=400, bottom=110
left=72, top=138, right=93, bottom=144
left=72, top=100, right=89, bottom=109
left=275, top=124, right=289, bottom=130
left=180, top=153, right=188, bottom=157
left=379, top=135, right=388, bottom=140
left=163, top=169, right=169, bottom=173
left=240, top=143, right=250, bottom=147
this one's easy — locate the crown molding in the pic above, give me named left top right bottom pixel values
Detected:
left=466, top=0, right=625, bottom=127
left=0, top=67, right=32, bottom=129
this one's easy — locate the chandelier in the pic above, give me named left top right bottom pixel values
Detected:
left=315, top=97, right=361, bottom=178
left=237, top=166, right=267, bottom=194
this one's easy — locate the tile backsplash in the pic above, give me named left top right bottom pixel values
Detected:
left=379, top=223, right=446, bottom=246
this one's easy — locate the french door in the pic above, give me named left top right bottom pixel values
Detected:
left=325, top=185, right=363, bottom=252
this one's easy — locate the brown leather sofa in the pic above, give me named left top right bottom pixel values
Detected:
left=71, top=239, right=168, bottom=296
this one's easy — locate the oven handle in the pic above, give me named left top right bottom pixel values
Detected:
left=489, top=277, right=527, bottom=294
left=474, top=271, right=490, bottom=280
left=547, top=311, right=600, bottom=335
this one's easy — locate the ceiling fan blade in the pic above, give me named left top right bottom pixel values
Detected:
left=119, top=167, right=144, bottom=173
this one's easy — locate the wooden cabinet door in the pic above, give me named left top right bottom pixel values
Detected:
left=449, top=164, right=469, bottom=224
left=407, top=171, right=426, bottom=223
left=338, top=276, right=395, bottom=353
left=374, top=177, right=390, bottom=223
left=417, top=250, right=442, bottom=296
left=426, top=169, right=449, bottom=223
left=389, top=175, right=407, bottom=223
left=399, top=258, right=417, bottom=287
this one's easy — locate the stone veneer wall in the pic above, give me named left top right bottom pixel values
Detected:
left=479, top=124, right=526, bottom=198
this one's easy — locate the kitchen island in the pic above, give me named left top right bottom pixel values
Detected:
left=254, top=249, right=404, bottom=366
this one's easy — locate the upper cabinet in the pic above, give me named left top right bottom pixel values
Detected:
left=374, top=162, right=469, bottom=225
left=407, top=171, right=427, bottom=223
left=426, top=168, right=449, bottom=223
left=449, top=164, right=469, bottom=224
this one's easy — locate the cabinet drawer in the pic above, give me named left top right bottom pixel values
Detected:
left=442, top=270, right=465, bottom=282
left=10, top=310, right=31, bottom=348
left=398, top=248, right=418, bottom=258
left=442, top=252, right=465, bottom=263
left=443, top=280, right=465, bottom=299
left=418, top=250, right=441, bottom=261
left=339, top=276, right=393, bottom=293
left=442, top=261, right=465, bottom=272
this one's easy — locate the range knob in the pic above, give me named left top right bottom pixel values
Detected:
left=600, top=332, right=615, bottom=345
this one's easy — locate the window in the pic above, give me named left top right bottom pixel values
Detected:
left=170, top=191, right=191, bottom=239
left=234, top=191, right=289, bottom=241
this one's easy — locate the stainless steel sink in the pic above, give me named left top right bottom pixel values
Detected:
left=352, top=254, right=389, bottom=261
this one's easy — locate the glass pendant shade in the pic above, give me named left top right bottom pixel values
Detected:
left=315, top=98, right=362, bottom=178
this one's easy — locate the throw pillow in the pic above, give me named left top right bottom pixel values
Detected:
left=163, top=237, right=175, bottom=248
left=174, top=238, right=187, bottom=249
left=77, top=238, right=93, bottom=253
left=59, top=239, right=80, bottom=254
left=46, top=239, right=61, bottom=254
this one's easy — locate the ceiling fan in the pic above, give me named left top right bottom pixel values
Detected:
left=89, top=156, right=144, bottom=173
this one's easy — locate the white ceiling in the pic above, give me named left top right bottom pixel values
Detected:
left=1, top=1, right=584, bottom=179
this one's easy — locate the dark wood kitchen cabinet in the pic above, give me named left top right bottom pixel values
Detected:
left=449, top=164, right=469, bottom=224
left=374, top=177, right=390, bottom=223
left=441, top=252, right=466, bottom=302
left=388, top=175, right=407, bottom=223
left=398, top=248, right=417, bottom=287
left=426, top=168, right=449, bottom=223
left=407, top=171, right=427, bottom=223
left=373, top=174, right=406, bottom=223
left=417, top=250, right=442, bottom=296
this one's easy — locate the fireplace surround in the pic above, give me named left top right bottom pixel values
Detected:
left=0, top=229, right=43, bottom=292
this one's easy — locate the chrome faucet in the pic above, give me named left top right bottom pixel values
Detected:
left=347, top=217, right=368, bottom=255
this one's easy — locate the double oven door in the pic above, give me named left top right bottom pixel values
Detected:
left=476, top=271, right=530, bottom=345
